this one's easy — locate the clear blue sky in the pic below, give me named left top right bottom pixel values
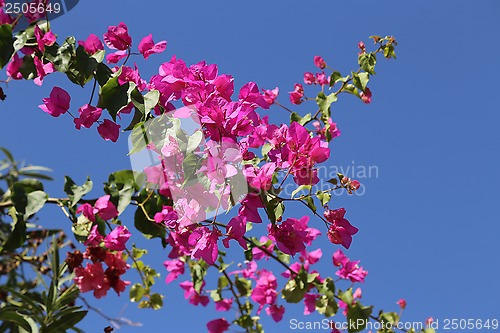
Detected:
left=1, top=1, right=499, bottom=332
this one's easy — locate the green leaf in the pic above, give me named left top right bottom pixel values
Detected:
left=64, top=176, right=93, bottom=207
left=134, top=205, right=166, bottom=240
left=181, top=153, right=201, bottom=186
left=128, top=122, right=149, bottom=155
left=210, top=289, right=222, bottom=302
left=282, top=269, right=309, bottom=303
left=11, top=182, right=28, bottom=214
left=95, top=62, right=113, bottom=86
left=186, top=130, right=203, bottom=154
left=329, top=71, right=347, bottom=87
left=261, top=194, right=281, bottom=224
left=327, top=178, right=338, bottom=185
left=303, top=196, right=316, bottom=212
left=71, top=215, right=93, bottom=240
left=316, top=191, right=331, bottom=206
left=98, top=76, right=136, bottom=121
left=19, top=55, right=36, bottom=80
left=66, top=45, right=98, bottom=86
left=383, top=44, right=396, bottom=59
left=192, top=263, right=206, bottom=293
left=48, top=36, right=76, bottom=73
left=129, top=283, right=145, bottom=302
left=55, top=285, right=79, bottom=308
left=316, top=92, right=337, bottom=119
left=0, top=147, right=15, bottom=163
left=290, top=112, right=312, bottom=126
left=338, top=288, right=354, bottom=305
left=0, top=286, right=45, bottom=316
left=105, top=170, right=141, bottom=214
left=352, top=72, right=370, bottom=91
left=132, top=245, right=148, bottom=259
left=150, top=293, right=163, bottom=310
left=124, top=107, right=144, bottom=131
left=291, top=185, right=311, bottom=198
left=379, top=312, right=399, bottom=325
left=16, top=178, right=44, bottom=193
left=25, top=190, right=48, bottom=216
left=235, top=277, right=252, bottom=297
left=144, top=90, right=160, bottom=113
left=343, top=84, right=360, bottom=97
left=0, top=311, right=33, bottom=333
left=44, top=310, right=87, bottom=332
left=315, top=295, right=338, bottom=317
left=130, top=88, right=146, bottom=114
left=358, top=53, right=377, bottom=75
left=347, top=302, right=373, bottom=333
left=18, top=165, right=52, bottom=180
left=0, top=24, right=15, bottom=69
left=218, top=275, right=229, bottom=289
left=13, top=29, right=30, bottom=54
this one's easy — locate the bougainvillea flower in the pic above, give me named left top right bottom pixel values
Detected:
left=268, top=216, right=312, bottom=256
left=314, top=55, right=326, bottom=69
left=179, top=281, right=209, bottom=306
left=0, top=9, right=15, bottom=25
left=74, top=262, right=110, bottom=299
left=239, top=82, right=270, bottom=109
left=324, top=208, right=358, bottom=249
left=34, top=24, right=56, bottom=53
left=266, top=304, right=285, bottom=322
left=138, top=34, right=167, bottom=59
left=262, top=87, right=279, bottom=105
left=74, top=104, right=102, bottom=129
left=34, top=56, right=54, bottom=86
left=215, top=299, right=233, bottom=312
left=333, top=250, right=368, bottom=283
left=154, top=205, right=178, bottom=228
left=38, top=86, right=70, bottom=117
left=360, top=87, right=372, bottom=103
left=97, top=119, right=121, bottom=142
left=222, top=215, right=248, bottom=250
left=316, top=72, right=329, bottom=86
left=163, top=259, right=185, bottom=284
left=239, top=193, right=263, bottom=223
left=304, top=294, right=319, bottom=315
left=106, top=50, right=127, bottom=64
left=251, top=269, right=278, bottom=313
left=188, top=227, right=219, bottom=265
left=244, top=163, right=276, bottom=191
left=6, top=53, right=23, bottom=80
left=93, top=195, right=119, bottom=220
left=103, top=22, right=132, bottom=50
left=336, top=259, right=368, bottom=283
left=289, top=83, right=304, bottom=105
left=207, top=318, right=230, bottom=333
left=303, top=72, right=315, bottom=85
left=252, top=236, right=274, bottom=261
left=78, top=34, right=104, bottom=55
left=83, top=225, right=103, bottom=247
left=104, top=225, right=131, bottom=251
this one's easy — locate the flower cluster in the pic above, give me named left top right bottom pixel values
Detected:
left=0, top=13, right=402, bottom=332
left=68, top=224, right=131, bottom=298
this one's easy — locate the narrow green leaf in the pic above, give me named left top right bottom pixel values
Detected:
left=0, top=311, right=33, bottom=333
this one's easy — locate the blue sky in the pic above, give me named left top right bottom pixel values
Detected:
left=1, top=1, right=500, bottom=332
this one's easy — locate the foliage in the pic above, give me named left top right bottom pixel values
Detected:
left=0, top=5, right=437, bottom=333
